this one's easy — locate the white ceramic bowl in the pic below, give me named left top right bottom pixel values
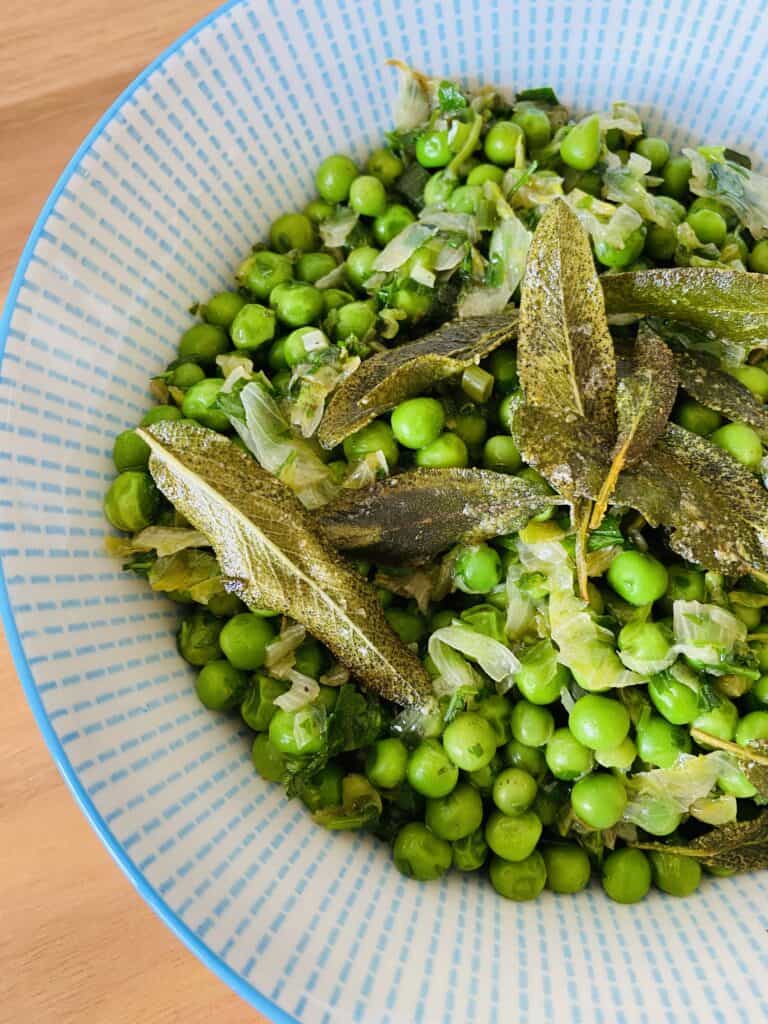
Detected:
left=3, top=2, right=768, bottom=1021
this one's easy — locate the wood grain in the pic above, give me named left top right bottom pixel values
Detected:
left=0, top=3, right=268, bottom=1021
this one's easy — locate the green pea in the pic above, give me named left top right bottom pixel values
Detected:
left=607, top=550, right=668, bottom=606
left=687, top=208, right=727, bottom=246
left=734, top=604, right=762, bottom=630
left=169, top=362, right=206, bottom=390
left=452, top=410, right=488, bottom=447
left=393, top=821, right=452, bottom=880
left=104, top=471, right=159, bottom=532
left=442, top=712, right=498, bottom=772
left=634, top=136, right=670, bottom=172
left=201, top=291, right=246, bottom=328
left=487, top=348, right=518, bottom=393
left=270, top=212, right=316, bottom=253
left=748, top=239, right=768, bottom=274
left=283, top=326, right=330, bottom=368
left=463, top=164, right=501, bottom=187
left=512, top=106, right=551, bottom=149
left=366, top=147, right=404, bottom=185
left=195, top=659, right=248, bottom=711
left=648, top=673, right=699, bottom=725
left=300, top=762, right=344, bottom=812
left=237, top=251, right=293, bottom=300
left=510, top=701, right=554, bottom=749
left=230, top=303, right=276, bottom=351
left=675, top=398, right=722, bottom=435
left=334, top=299, right=378, bottom=341
left=475, top=693, right=513, bottom=744
left=542, top=844, right=591, bottom=894
left=654, top=195, right=687, bottom=224
left=750, top=674, right=768, bottom=706
left=735, top=710, right=768, bottom=746
left=545, top=728, right=594, bottom=781
left=485, top=809, right=542, bottom=862
left=644, top=223, right=677, bottom=261
left=484, top=121, right=524, bottom=166
left=349, top=174, right=388, bottom=217
left=296, top=251, right=338, bottom=284
left=568, top=694, right=630, bottom=751
left=343, top=420, right=399, bottom=469
left=272, top=283, right=324, bottom=328
left=594, top=735, right=637, bottom=771
left=206, top=591, right=246, bottom=618
left=407, top=739, right=459, bottom=798
left=515, top=640, right=569, bottom=705
left=113, top=429, right=150, bottom=472
left=391, top=285, right=432, bottom=321
left=636, top=714, right=692, bottom=768
left=323, top=287, right=355, bottom=312
left=710, top=421, right=763, bottom=471
left=140, top=405, right=182, bottom=427
left=414, top=432, right=469, bottom=469
left=269, top=706, right=325, bottom=756
left=304, top=198, right=335, bottom=224
left=618, top=619, right=672, bottom=664
left=446, top=184, right=482, bottom=214
left=372, top=204, right=416, bottom=246
left=345, top=246, right=379, bottom=289
left=219, top=612, right=276, bottom=671
left=240, top=673, right=288, bottom=732
left=661, top=155, right=692, bottom=199
left=178, top=323, right=230, bottom=365
left=415, top=130, right=452, bottom=168
left=664, top=564, right=706, bottom=604
left=602, top=848, right=652, bottom=903
left=421, top=170, right=455, bottom=207
left=452, top=827, right=488, bottom=871
left=390, top=397, right=445, bottom=450
left=425, top=782, right=484, bottom=841
left=560, top=115, right=601, bottom=170
left=251, top=733, right=287, bottom=782
left=385, top=607, right=426, bottom=645
left=571, top=772, right=627, bottom=829
left=688, top=196, right=735, bottom=226
left=649, top=851, right=701, bottom=897
left=482, top=435, right=522, bottom=473
left=503, top=739, right=547, bottom=778
left=177, top=609, right=223, bottom=666
left=181, top=378, right=230, bottom=431
left=595, top=226, right=647, bottom=268
left=489, top=851, right=546, bottom=901
left=492, top=767, right=538, bottom=816
left=315, top=154, right=358, bottom=203
left=693, top=695, right=738, bottom=743
left=454, top=543, right=502, bottom=594
left=293, top=637, right=330, bottom=679
left=728, top=365, right=768, bottom=401
left=365, top=737, right=409, bottom=789
left=267, top=337, right=289, bottom=371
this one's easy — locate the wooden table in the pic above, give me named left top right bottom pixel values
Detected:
left=0, top=4, right=266, bottom=1021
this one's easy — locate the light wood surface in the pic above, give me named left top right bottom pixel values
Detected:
left=0, top=4, right=267, bottom=1021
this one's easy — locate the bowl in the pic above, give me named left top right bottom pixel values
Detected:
left=3, top=1, right=768, bottom=1020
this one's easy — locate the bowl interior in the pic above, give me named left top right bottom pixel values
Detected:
left=3, top=1, right=768, bottom=1021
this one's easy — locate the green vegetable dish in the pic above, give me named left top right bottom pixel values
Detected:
left=105, top=66, right=768, bottom=903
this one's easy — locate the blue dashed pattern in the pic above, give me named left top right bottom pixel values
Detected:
left=2, top=1, right=768, bottom=1021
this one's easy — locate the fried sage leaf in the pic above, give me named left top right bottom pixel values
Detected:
left=518, top=199, right=616, bottom=443
left=633, top=810, right=768, bottom=873
left=601, top=268, right=768, bottom=348
left=590, top=327, right=677, bottom=527
left=317, top=312, right=519, bottom=449
left=315, top=468, right=562, bottom=564
left=675, top=350, right=768, bottom=437
left=138, top=421, right=432, bottom=705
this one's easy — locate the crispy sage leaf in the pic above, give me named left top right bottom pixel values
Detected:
left=675, top=350, right=768, bottom=437
left=601, top=268, right=768, bottom=348
left=633, top=810, right=768, bottom=873
left=518, top=200, right=616, bottom=443
left=138, top=421, right=432, bottom=705
left=315, top=468, right=562, bottom=564
left=590, top=327, right=677, bottom=527
left=317, top=312, right=518, bottom=449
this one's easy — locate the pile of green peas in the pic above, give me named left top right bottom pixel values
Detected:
left=104, top=77, right=768, bottom=904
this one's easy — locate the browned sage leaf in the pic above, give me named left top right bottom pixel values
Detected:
left=518, top=199, right=616, bottom=444
left=675, top=350, right=768, bottom=437
left=138, top=421, right=432, bottom=705
left=601, top=268, right=768, bottom=348
left=590, top=326, right=677, bottom=527
left=634, top=810, right=768, bottom=874
left=317, top=311, right=518, bottom=449
left=512, top=403, right=608, bottom=498
left=315, top=468, right=561, bottom=564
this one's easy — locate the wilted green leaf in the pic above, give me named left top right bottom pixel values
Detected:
left=591, top=326, right=677, bottom=526
left=601, top=268, right=768, bottom=348
left=689, top=730, right=768, bottom=798
left=139, top=421, right=432, bottom=705
left=317, top=312, right=518, bottom=449
left=675, top=350, right=768, bottom=437
left=518, top=200, right=617, bottom=443
left=105, top=526, right=208, bottom=559
left=316, top=467, right=561, bottom=564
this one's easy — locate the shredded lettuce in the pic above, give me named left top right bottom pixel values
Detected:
left=430, top=624, right=519, bottom=691
left=216, top=352, right=254, bottom=379
left=602, top=154, right=671, bottom=227
left=373, top=223, right=436, bottom=272
left=428, top=634, right=483, bottom=696
left=105, top=526, right=208, bottom=559
left=690, top=794, right=737, bottom=826
left=274, top=669, right=321, bottom=712
left=673, top=600, right=747, bottom=666
left=390, top=62, right=431, bottom=131
left=146, top=549, right=226, bottom=604
left=564, top=190, right=644, bottom=250
left=319, top=206, right=359, bottom=248
left=265, top=622, right=306, bottom=678
left=599, top=102, right=643, bottom=138
left=289, top=349, right=360, bottom=439
left=623, top=752, right=729, bottom=832
left=685, top=145, right=768, bottom=240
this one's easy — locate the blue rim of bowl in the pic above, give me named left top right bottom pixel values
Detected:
left=0, top=2, right=299, bottom=1020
